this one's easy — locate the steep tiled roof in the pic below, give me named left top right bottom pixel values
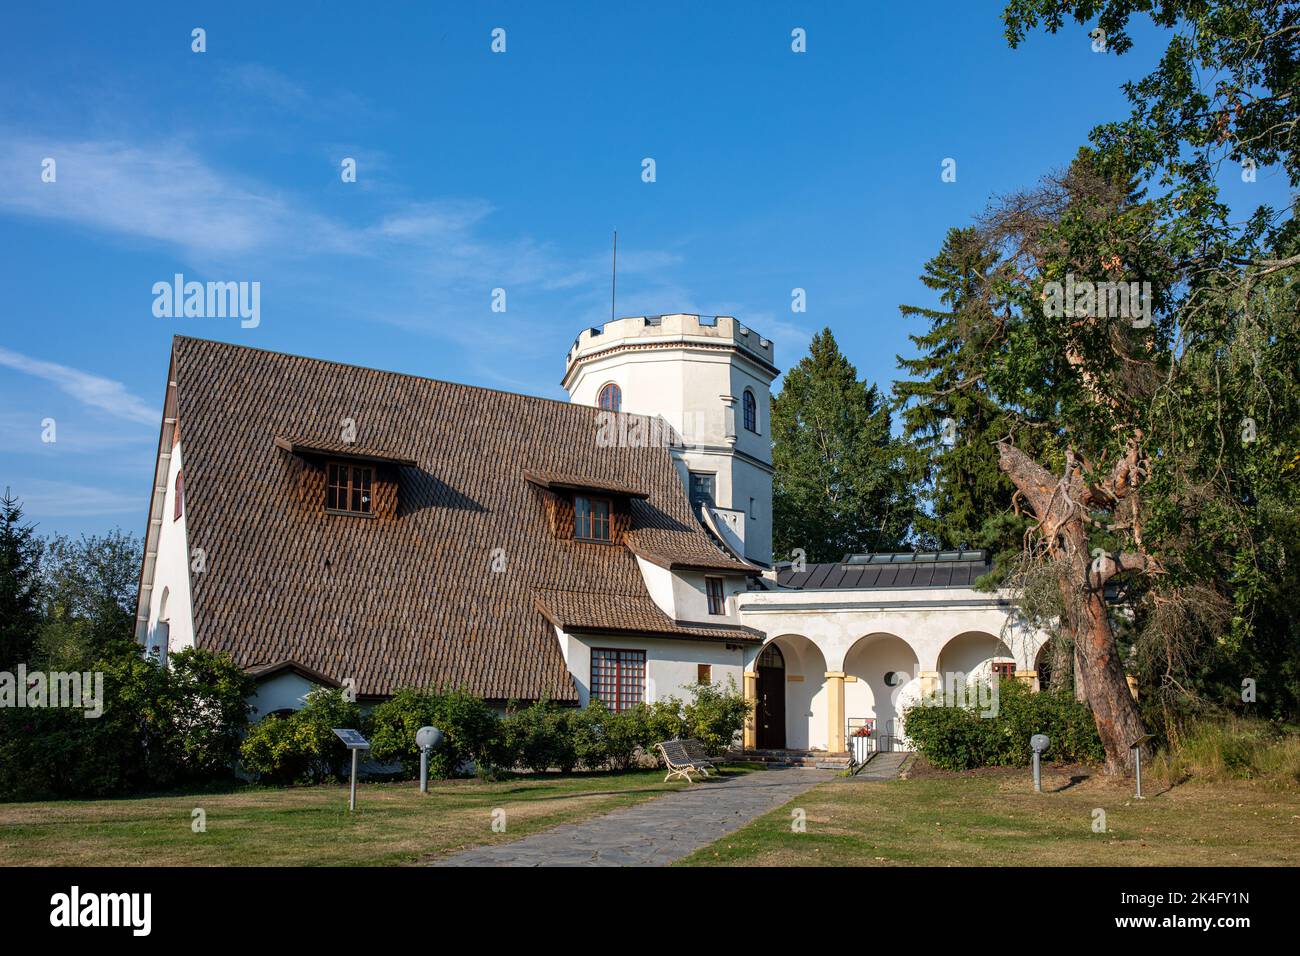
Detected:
left=532, top=589, right=763, bottom=643
left=168, top=337, right=751, bottom=702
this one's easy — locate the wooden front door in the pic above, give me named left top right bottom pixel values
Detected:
left=756, top=643, right=786, bottom=749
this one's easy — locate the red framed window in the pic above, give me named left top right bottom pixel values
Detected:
left=598, top=382, right=622, bottom=412
left=574, top=494, right=612, bottom=541
left=991, top=661, right=1016, bottom=679
left=173, top=470, right=184, bottom=521
left=326, top=462, right=373, bottom=515
left=706, top=577, right=726, bottom=615
left=591, top=649, right=645, bottom=711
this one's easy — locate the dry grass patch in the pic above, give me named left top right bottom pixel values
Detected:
left=0, top=770, right=691, bottom=866
left=681, top=761, right=1300, bottom=867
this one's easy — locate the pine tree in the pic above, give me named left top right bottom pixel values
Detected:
left=772, top=328, right=914, bottom=564
left=894, top=227, right=1025, bottom=558
left=0, top=490, right=43, bottom=670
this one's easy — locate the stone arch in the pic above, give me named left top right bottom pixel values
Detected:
left=937, top=630, right=1014, bottom=684
left=843, top=632, right=921, bottom=748
left=765, top=634, right=828, bottom=751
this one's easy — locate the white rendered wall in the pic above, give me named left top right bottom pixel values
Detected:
left=737, top=586, right=1050, bottom=750
left=564, top=315, right=775, bottom=565
left=555, top=628, right=746, bottom=708
left=144, top=442, right=194, bottom=660
left=248, top=671, right=320, bottom=719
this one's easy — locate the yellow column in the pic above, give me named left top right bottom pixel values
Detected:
left=825, top=672, right=846, bottom=753
left=743, top=670, right=758, bottom=750
left=1015, top=669, right=1039, bottom=692
left=919, top=670, right=942, bottom=704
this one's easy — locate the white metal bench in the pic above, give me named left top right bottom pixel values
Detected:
left=656, top=738, right=714, bottom=783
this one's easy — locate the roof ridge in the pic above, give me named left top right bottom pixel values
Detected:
left=171, top=334, right=672, bottom=425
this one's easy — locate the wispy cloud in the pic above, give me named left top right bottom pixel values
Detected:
left=11, top=479, right=141, bottom=518
left=0, top=347, right=155, bottom=424
left=0, top=134, right=351, bottom=261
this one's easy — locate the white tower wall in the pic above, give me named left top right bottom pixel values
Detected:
left=562, top=314, right=777, bottom=566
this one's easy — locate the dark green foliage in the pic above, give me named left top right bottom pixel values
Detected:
left=772, top=329, right=915, bottom=563
left=366, top=687, right=499, bottom=779
left=499, top=699, right=578, bottom=773
left=895, top=228, right=1027, bottom=558
left=240, top=688, right=361, bottom=785
left=0, top=646, right=251, bottom=800
left=904, top=678, right=1104, bottom=771
left=161, top=648, right=255, bottom=781
left=39, top=531, right=141, bottom=663
left=0, top=492, right=43, bottom=671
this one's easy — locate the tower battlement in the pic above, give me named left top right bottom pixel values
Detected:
left=564, top=314, right=774, bottom=382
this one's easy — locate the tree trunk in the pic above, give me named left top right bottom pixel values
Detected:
left=998, top=441, right=1150, bottom=775
left=1061, top=556, right=1148, bottom=774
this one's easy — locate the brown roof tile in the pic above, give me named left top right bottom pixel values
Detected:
left=532, top=588, right=763, bottom=643
left=168, top=336, right=752, bottom=701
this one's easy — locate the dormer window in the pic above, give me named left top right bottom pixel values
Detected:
left=326, top=462, right=373, bottom=515
left=574, top=494, right=612, bottom=541
left=598, top=382, right=622, bottom=412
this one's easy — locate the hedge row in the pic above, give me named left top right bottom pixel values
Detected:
left=0, top=647, right=254, bottom=801
left=903, top=677, right=1104, bottom=771
left=239, top=680, right=751, bottom=784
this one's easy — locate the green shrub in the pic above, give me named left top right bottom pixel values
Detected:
left=904, top=678, right=1104, bottom=771
left=237, top=712, right=307, bottom=786
left=683, top=678, right=750, bottom=755
left=159, top=647, right=254, bottom=782
left=569, top=700, right=654, bottom=770
left=368, top=687, right=500, bottom=779
left=239, top=687, right=361, bottom=784
left=499, top=700, right=578, bottom=773
left=0, top=645, right=251, bottom=801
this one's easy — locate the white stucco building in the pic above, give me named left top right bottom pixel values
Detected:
left=135, top=318, right=1047, bottom=761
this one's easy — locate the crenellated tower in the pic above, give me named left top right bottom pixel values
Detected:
left=562, top=313, right=777, bottom=566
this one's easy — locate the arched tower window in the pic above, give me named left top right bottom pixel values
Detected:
left=598, top=382, right=622, bottom=412
left=743, top=389, right=758, bottom=433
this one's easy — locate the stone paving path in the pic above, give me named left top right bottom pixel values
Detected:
left=430, top=767, right=835, bottom=867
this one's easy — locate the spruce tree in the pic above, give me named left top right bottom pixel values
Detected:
left=0, top=490, right=43, bottom=670
left=894, top=227, right=1026, bottom=559
left=772, top=329, right=914, bottom=564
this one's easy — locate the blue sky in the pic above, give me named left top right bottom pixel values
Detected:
left=0, top=2, right=1289, bottom=537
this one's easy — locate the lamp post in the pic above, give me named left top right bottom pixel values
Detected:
left=416, top=726, right=445, bottom=793
left=1030, top=734, right=1050, bottom=792
left=1129, top=733, right=1156, bottom=799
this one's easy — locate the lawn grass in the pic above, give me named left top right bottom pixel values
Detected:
left=680, top=762, right=1300, bottom=866
left=0, top=768, right=702, bottom=866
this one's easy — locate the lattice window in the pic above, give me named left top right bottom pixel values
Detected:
left=574, top=494, right=612, bottom=541
left=326, top=462, right=373, bottom=515
left=591, top=649, right=645, bottom=711
left=743, top=389, right=758, bottom=433
left=598, top=382, right=622, bottom=412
